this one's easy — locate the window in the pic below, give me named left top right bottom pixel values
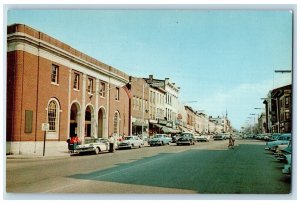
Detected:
left=113, top=112, right=120, bottom=134
left=285, top=112, right=290, bottom=120
left=285, top=96, right=290, bottom=107
left=25, top=110, right=33, bottom=133
left=87, top=78, right=93, bottom=94
left=48, top=100, right=58, bottom=131
left=115, top=87, right=120, bottom=100
left=100, top=82, right=106, bottom=97
left=73, top=73, right=80, bottom=90
left=51, top=64, right=59, bottom=84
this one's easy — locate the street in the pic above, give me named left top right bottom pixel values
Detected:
left=5, top=139, right=291, bottom=197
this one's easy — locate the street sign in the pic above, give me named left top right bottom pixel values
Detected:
left=42, top=123, right=49, bottom=131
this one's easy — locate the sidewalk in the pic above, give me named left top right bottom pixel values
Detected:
left=6, top=151, right=72, bottom=160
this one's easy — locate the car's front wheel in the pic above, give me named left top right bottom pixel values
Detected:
left=95, top=147, right=100, bottom=154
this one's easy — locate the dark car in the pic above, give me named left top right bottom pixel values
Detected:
left=176, top=133, right=196, bottom=145
left=171, top=134, right=181, bottom=143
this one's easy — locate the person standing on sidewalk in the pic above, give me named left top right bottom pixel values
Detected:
left=109, top=135, right=116, bottom=153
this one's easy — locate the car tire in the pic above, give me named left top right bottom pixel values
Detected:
left=95, top=147, right=100, bottom=154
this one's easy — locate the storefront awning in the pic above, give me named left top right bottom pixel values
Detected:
left=154, top=124, right=179, bottom=133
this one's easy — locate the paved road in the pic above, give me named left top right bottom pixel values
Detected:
left=5, top=139, right=291, bottom=197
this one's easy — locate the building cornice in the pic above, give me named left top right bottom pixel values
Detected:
left=7, top=31, right=129, bottom=85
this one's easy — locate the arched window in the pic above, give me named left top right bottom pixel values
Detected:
left=113, top=111, right=120, bottom=134
left=48, top=99, right=59, bottom=132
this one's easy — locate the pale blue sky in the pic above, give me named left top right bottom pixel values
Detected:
left=7, top=9, right=293, bottom=129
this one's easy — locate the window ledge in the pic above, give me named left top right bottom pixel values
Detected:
left=51, top=82, right=59, bottom=86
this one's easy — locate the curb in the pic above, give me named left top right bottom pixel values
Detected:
left=6, top=155, right=71, bottom=160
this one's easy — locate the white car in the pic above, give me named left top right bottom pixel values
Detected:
left=199, top=135, right=211, bottom=142
left=76, top=138, right=110, bottom=154
left=265, top=133, right=291, bottom=151
left=117, top=136, right=144, bottom=149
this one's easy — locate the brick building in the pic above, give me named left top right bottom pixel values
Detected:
left=6, top=24, right=130, bottom=155
left=263, top=84, right=292, bottom=133
left=130, top=77, right=150, bottom=136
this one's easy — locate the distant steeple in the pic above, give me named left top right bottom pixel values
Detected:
left=226, top=109, right=228, bottom=118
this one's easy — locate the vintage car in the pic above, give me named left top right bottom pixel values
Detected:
left=265, top=133, right=291, bottom=151
left=275, top=140, right=292, bottom=161
left=148, top=134, right=172, bottom=146
left=213, top=133, right=225, bottom=140
left=198, top=135, right=211, bottom=142
left=282, top=154, right=292, bottom=175
left=117, top=136, right=144, bottom=149
left=176, top=133, right=196, bottom=145
left=76, top=138, right=110, bottom=154
left=194, top=134, right=201, bottom=142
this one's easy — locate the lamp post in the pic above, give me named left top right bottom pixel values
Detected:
left=273, top=69, right=292, bottom=88
left=249, top=114, right=256, bottom=134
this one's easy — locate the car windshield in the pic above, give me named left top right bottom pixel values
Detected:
left=124, top=137, right=133, bottom=140
left=154, top=135, right=163, bottom=138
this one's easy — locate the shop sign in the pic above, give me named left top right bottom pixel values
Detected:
left=42, top=123, right=49, bottom=131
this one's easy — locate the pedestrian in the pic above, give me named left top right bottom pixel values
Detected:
left=228, top=134, right=234, bottom=149
left=109, top=135, right=115, bottom=153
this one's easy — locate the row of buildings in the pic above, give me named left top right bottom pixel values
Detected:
left=6, top=24, right=232, bottom=155
left=246, top=84, right=292, bottom=134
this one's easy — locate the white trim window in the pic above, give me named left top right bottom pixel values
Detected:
left=115, top=87, right=120, bottom=101
left=48, top=100, right=58, bottom=131
left=51, top=64, right=59, bottom=84
left=73, top=72, right=80, bottom=90
left=100, top=81, right=106, bottom=97
left=87, top=78, right=93, bottom=94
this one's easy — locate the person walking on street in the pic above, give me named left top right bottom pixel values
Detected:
left=228, top=134, right=235, bottom=149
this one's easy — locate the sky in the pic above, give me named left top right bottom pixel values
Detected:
left=6, top=8, right=293, bottom=130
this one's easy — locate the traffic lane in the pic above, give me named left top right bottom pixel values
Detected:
left=6, top=141, right=209, bottom=193
left=64, top=140, right=291, bottom=194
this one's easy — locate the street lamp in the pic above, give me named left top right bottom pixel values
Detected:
left=273, top=69, right=292, bottom=88
left=274, top=70, right=292, bottom=73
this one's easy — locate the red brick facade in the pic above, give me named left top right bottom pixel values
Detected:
left=7, top=24, right=130, bottom=155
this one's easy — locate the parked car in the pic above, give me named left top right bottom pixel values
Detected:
left=265, top=133, right=291, bottom=151
left=117, top=136, right=144, bottom=149
left=176, top=133, right=196, bottom=145
left=199, top=135, right=211, bottom=142
left=76, top=138, right=110, bottom=154
left=148, top=134, right=172, bottom=146
left=275, top=140, right=292, bottom=161
left=171, top=134, right=181, bottom=143
left=194, top=134, right=202, bottom=142
left=263, top=133, right=272, bottom=141
left=138, top=133, right=149, bottom=142
left=282, top=154, right=291, bottom=175
left=270, top=133, right=282, bottom=141
left=213, top=133, right=225, bottom=140
left=223, top=133, right=230, bottom=139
